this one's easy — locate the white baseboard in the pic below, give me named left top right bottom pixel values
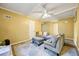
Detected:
left=11, top=40, right=31, bottom=46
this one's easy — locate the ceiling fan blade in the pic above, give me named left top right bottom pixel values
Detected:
left=41, top=3, right=47, bottom=8
left=32, top=11, right=43, bottom=13
left=47, top=7, right=57, bottom=12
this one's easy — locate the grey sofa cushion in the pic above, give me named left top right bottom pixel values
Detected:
left=44, top=40, right=56, bottom=47
left=32, top=37, right=44, bottom=41
left=44, top=36, right=58, bottom=47
left=43, top=35, right=52, bottom=40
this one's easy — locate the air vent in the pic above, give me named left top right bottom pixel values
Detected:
left=3, top=14, right=13, bottom=20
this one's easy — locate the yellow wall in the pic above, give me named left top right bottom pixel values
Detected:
left=41, top=18, right=74, bottom=38
left=35, top=21, right=54, bottom=35
left=74, top=6, right=79, bottom=49
left=0, top=8, right=30, bottom=44
left=48, top=22, right=57, bottom=35
left=48, top=22, right=54, bottom=35
left=76, top=7, right=79, bottom=48
left=35, top=17, right=74, bottom=39
left=35, top=20, right=41, bottom=32
left=58, top=17, right=74, bottom=39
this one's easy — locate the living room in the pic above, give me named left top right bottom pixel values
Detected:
left=0, top=3, right=79, bottom=56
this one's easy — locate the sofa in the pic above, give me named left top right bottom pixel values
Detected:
left=32, top=34, right=52, bottom=46
left=32, top=37, right=44, bottom=46
left=44, top=34, right=64, bottom=56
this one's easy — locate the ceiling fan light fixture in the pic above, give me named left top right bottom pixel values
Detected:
left=42, top=13, right=51, bottom=19
left=42, top=10, right=51, bottom=19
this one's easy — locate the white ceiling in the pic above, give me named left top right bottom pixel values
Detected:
left=0, top=3, right=39, bottom=15
left=0, top=3, right=78, bottom=20
left=30, top=3, right=78, bottom=20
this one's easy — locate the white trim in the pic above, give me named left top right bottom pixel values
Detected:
left=11, top=40, right=30, bottom=46
left=0, top=7, right=27, bottom=16
left=54, top=7, right=77, bottom=15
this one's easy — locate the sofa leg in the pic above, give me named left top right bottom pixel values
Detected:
left=32, top=41, right=34, bottom=43
left=44, top=47, right=47, bottom=49
left=57, top=53, right=59, bottom=56
left=38, top=44, right=40, bottom=46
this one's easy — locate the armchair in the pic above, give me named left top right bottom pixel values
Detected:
left=44, top=34, right=64, bottom=56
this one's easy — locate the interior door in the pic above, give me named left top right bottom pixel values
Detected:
left=29, top=20, right=35, bottom=40
left=41, top=23, right=48, bottom=32
left=53, top=23, right=58, bottom=35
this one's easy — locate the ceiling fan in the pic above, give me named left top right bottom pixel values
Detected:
left=30, top=3, right=78, bottom=20
left=40, top=4, right=56, bottom=19
left=31, top=3, right=57, bottom=20
left=41, top=7, right=52, bottom=19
